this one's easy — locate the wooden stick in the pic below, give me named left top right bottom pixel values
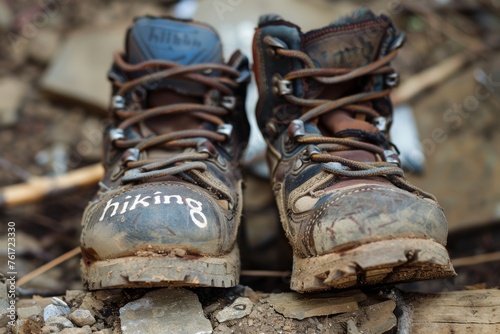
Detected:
left=392, top=52, right=470, bottom=106
left=17, top=247, right=81, bottom=287
left=0, top=163, right=104, bottom=209
left=452, top=251, right=500, bottom=268
left=241, top=270, right=291, bottom=278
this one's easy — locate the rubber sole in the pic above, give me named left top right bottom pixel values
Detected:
left=82, top=246, right=240, bottom=290
left=291, top=238, right=456, bottom=293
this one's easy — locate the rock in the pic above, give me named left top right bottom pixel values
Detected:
left=79, top=293, right=104, bottom=317
left=69, top=309, right=96, bottom=327
left=40, top=22, right=129, bottom=112
left=353, top=300, right=397, bottom=334
left=94, top=329, right=113, bottom=334
left=59, top=327, right=92, bottom=334
left=0, top=77, right=27, bottom=127
left=0, top=281, right=7, bottom=301
left=16, top=305, right=42, bottom=319
left=45, top=316, right=74, bottom=330
left=43, top=298, right=70, bottom=321
left=266, top=290, right=367, bottom=320
left=119, top=288, right=213, bottom=334
left=215, top=297, right=254, bottom=323
left=65, top=290, right=86, bottom=306
left=28, top=29, right=61, bottom=64
left=41, top=325, right=60, bottom=334
left=0, top=299, right=10, bottom=328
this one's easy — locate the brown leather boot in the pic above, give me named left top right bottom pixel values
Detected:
left=80, top=17, right=250, bottom=289
left=252, top=10, right=456, bottom=292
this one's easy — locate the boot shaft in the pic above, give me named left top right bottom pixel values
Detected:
left=252, top=11, right=404, bottom=146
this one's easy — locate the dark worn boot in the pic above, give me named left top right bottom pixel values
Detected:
left=80, top=17, right=250, bottom=289
left=252, top=10, right=456, bottom=292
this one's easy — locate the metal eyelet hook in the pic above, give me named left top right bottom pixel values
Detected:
left=112, top=95, right=125, bottom=110
left=272, top=73, right=292, bottom=96
left=121, top=148, right=140, bottom=165
left=373, top=117, right=388, bottom=132
left=109, top=128, right=125, bottom=143
left=287, top=120, right=305, bottom=140
left=389, top=32, right=406, bottom=51
left=221, top=96, right=236, bottom=110
left=383, top=149, right=401, bottom=165
left=264, top=36, right=288, bottom=57
left=217, top=124, right=233, bottom=140
left=385, top=72, right=399, bottom=87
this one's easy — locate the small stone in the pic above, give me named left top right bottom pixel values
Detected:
left=216, top=297, right=254, bottom=323
left=17, top=305, right=42, bottom=319
left=93, top=289, right=123, bottom=303
left=65, top=290, right=86, bottom=306
left=45, top=316, right=74, bottom=330
left=267, top=290, right=367, bottom=320
left=81, top=326, right=92, bottom=334
left=119, top=288, right=213, bottom=334
left=59, top=327, right=92, bottom=334
left=43, top=304, right=70, bottom=322
left=79, top=293, right=104, bottom=317
left=28, top=29, right=60, bottom=64
left=69, top=309, right=96, bottom=327
left=42, top=325, right=61, bottom=334
left=0, top=77, right=27, bottom=127
left=94, top=330, right=113, bottom=334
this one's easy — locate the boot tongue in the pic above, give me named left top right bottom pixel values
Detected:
left=303, top=9, right=390, bottom=70
left=127, top=17, right=223, bottom=68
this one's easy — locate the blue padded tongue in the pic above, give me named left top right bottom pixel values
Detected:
left=127, top=17, right=223, bottom=66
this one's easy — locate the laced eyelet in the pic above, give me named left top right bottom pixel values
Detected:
left=197, top=139, right=217, bottom=157
left=287, top=120, right=305, bottom=140
left=121, top=148, right=140, bottom=165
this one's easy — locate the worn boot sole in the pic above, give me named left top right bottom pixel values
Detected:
left=82, top=246, right=240, bottom=290
left=291, top=238, right=456, bottom=293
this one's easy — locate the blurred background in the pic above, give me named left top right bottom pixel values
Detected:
left=0, top=0, right=499, bottom=296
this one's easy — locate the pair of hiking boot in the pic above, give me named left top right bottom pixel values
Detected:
left=80, top=10, right=455, bottom=293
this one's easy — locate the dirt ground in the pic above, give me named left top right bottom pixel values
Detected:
left=1, top=0, right=500, bottom=333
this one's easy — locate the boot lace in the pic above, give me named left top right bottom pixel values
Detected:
left=107, top=52, right=242, bottom=188
left=265, top=36, right=436, bottom=201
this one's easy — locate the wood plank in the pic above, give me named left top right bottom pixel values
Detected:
left=409, top=289, right=500, bottom=333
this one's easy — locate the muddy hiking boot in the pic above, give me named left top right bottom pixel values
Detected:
left=252, top=10, right=456, bottom=292
left=80, top=17, right=250, bottom=290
